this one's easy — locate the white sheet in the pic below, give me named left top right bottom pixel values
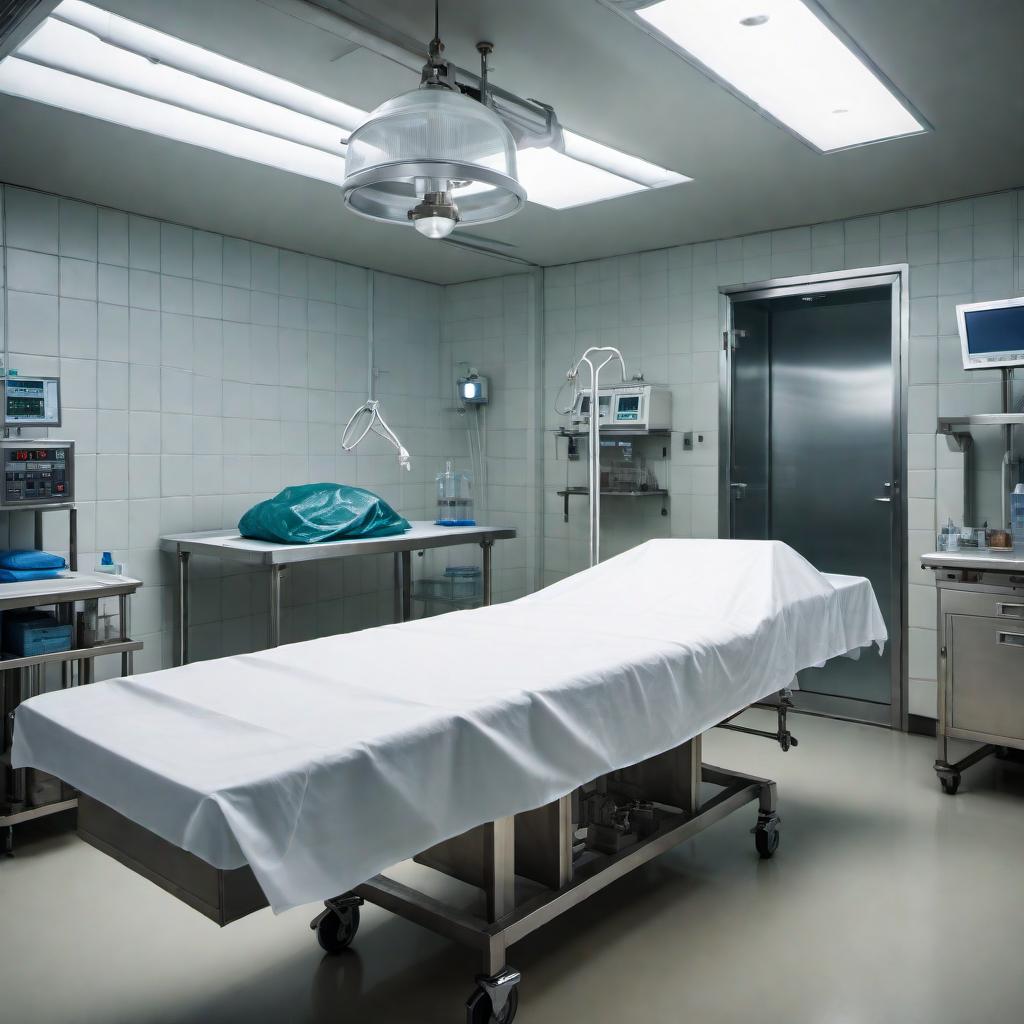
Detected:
left=14, top=540, right=885, bottom=912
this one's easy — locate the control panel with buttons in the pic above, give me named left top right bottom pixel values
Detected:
left=1, top=440, right=74, bottom=507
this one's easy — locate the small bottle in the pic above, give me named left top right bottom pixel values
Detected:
left=96, top=551, right=123, bottom=575
left=1011, top=484, right=1024, bottom=548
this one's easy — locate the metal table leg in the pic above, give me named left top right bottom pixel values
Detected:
left=393, top=551, right=413, bottom=623
left=402, top=550, right=412, bottom=622
left=481, top=540, right=494, bottom=606
left=177, top=549, right=190, bottom=666
left=269, top=565, right=284, bottom=647
left=119, top=593, right=131, bottom=676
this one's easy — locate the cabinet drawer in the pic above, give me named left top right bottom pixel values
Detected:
left=949, top=615, right=1024, bottom=741
left=941, top=589, right=1024, bottom=620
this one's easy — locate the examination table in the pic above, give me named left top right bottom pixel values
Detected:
left=13, top=539, right=886, bottom=1023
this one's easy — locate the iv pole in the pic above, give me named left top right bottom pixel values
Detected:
left=567, top=346, right=627, bottom=567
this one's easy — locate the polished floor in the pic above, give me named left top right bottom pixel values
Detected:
left=3, top=710, right=1023, bottom=1024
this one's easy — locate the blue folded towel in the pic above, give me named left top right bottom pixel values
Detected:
left=0, top=568, right=64, bottom=583
left=0, top=549, right=67, bottom=571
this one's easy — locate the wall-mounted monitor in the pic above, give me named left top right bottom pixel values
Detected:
left=3, top=376, right=62, bottom=427
left=957, top=296, right=1024, bottom=371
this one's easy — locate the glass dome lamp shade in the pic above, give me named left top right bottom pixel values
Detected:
left=342, top=86, right=526, bottom=230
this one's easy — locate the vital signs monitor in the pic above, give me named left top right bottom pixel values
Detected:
left=3, top=376, right=62, bottom=427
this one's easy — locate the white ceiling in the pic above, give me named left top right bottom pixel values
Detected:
left=0, top=0, right=1021, bottom=284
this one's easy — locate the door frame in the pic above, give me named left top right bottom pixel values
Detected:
left=718, top=265, right=910, bottom=730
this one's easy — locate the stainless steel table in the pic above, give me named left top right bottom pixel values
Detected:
left=160, top=522, right=517, bottom=665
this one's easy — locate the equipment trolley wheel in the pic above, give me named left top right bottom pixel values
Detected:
left=466, top=968, right=521, bottom=1024
left=466, top=984, right=518, bottom=1024
left=310, top=894, right=363, bottom=954
left=940, top=774, right=961, bottom=795
left=752, top=813, right=780, bottom=859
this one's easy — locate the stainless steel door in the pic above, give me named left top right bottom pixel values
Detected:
left=725, top=278, right=903, bottom=723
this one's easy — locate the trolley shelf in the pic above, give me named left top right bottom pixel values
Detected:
left=0, top=798, right=78, bottom=829
left=556, top=487, right=670, bottom=523
left=0, top=639, right=143, bottom=671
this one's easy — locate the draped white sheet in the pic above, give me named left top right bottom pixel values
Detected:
left=14, top=539, right=886, bottom=912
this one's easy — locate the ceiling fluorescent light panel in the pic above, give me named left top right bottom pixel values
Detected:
left=629, top=0, right=926, bottom=151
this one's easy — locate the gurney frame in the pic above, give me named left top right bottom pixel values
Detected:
left=78, top=732, right=779, bottom=1024
left=319, top=733, right=779, bottom=1021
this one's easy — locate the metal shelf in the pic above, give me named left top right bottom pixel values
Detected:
left=0, top=572, right=142, bottom=612
left=939, top=413, right=1024, bottom=430
left=557, top=487, right=669, bottom=497
left=555, top=428, right=672, bottom=438
left=0, top=639, right=143, bottom=672
left=0, top=797, right=77, bottom=829
left=557, top=487, right=669, bottom=523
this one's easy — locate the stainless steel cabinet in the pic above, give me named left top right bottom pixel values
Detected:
left=931, top=563, right=1024, bottom=794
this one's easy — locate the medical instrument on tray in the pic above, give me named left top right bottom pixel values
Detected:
left=340, top=399, right=411, bottom=471
left=567, top=346, right=627, bottom=566
left=435, top=459, right=475, bottom=526
left=570, top=381, right=672, bottom=434
left=1, top=439, right=74, bottom=507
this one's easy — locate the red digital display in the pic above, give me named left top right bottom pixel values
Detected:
left=13, top=450, right=51, bottom=461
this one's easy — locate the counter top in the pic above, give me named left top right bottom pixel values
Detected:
left=921, top=548, right=1024, bottom=572
left=160, top=522, right=517, bottom=564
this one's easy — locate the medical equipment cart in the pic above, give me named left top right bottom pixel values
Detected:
left=921, top=547, right=1024, bottom=794
left=161, top=522, right=516, bottom=665
left=0, top=502, right=142, bottom=853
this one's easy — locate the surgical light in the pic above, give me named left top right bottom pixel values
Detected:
left=341, top=4, right=525, bottom=236
left=620, top=0, right=926, bottom=152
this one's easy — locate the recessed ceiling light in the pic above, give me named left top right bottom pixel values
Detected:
left=0, top=0, right=694, bottom=211
left=609, top=0, right=927, bottom=152
left=515, top=147, right=647, bottom=209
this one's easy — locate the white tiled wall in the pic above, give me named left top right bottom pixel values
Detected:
left=542, top=187, right=1024, bottom=718
left=7, top=179, right=1022, bottom=717
left=441, top=272, right=544, bottom=602
left=0, top=184, right=451, bottom=672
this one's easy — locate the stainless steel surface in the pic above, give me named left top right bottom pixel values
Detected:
left=938, top=413, right=1024, bottom=429
left=0, top=639, right=142, bottom=672
left=268, top=566, right=283, bottom=648
left=160, top=523, right=517, bottom=565
left=77, top=795, right=268, bottom=926
left=176, top=550, right=190, bottom=667
left=0, top=572, right=140, bottom=611
left=933, top=565, right=1024, bottom=790
left=1, top=573, right=140, bottom=842
left=64, top=731, right=778, bottom=1014
left=722, top=268, right=907, bottom=724
left=170, top=525, right=515, bottom=662
left=480, top=540, right=492, bottom=608
left=921, top=548, right=1024, bottom=573
left=566, top=347, right=627, bottom=566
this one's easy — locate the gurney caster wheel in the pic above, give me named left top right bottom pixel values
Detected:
left=467, top=968, right=520, bottom=1024
left=754, top=824, right=780, bottom=859
left=466, top=984, right=518, bottom=1024
left=312, top=900, right=361, bottom=954
left=940, top=774, right=961, bottom=795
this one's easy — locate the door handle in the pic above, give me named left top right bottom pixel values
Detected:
left=997, top=631, right=1024, bottom=648
left=730, top=482, right=748, bottom=500
left=873, top=481, right=893, bottom=503
left=997, top=603, right=1024, bottom=618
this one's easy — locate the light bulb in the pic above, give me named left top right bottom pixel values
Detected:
left=408, top=190, right=459, bottom=239
left=414, top=214, right=457, bottom=239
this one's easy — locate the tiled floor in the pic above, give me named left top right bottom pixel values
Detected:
left=3, top=710, right=1023, bottom=1024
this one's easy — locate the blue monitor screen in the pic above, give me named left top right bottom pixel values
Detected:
left=964, top=306, right=1024, bottom=355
